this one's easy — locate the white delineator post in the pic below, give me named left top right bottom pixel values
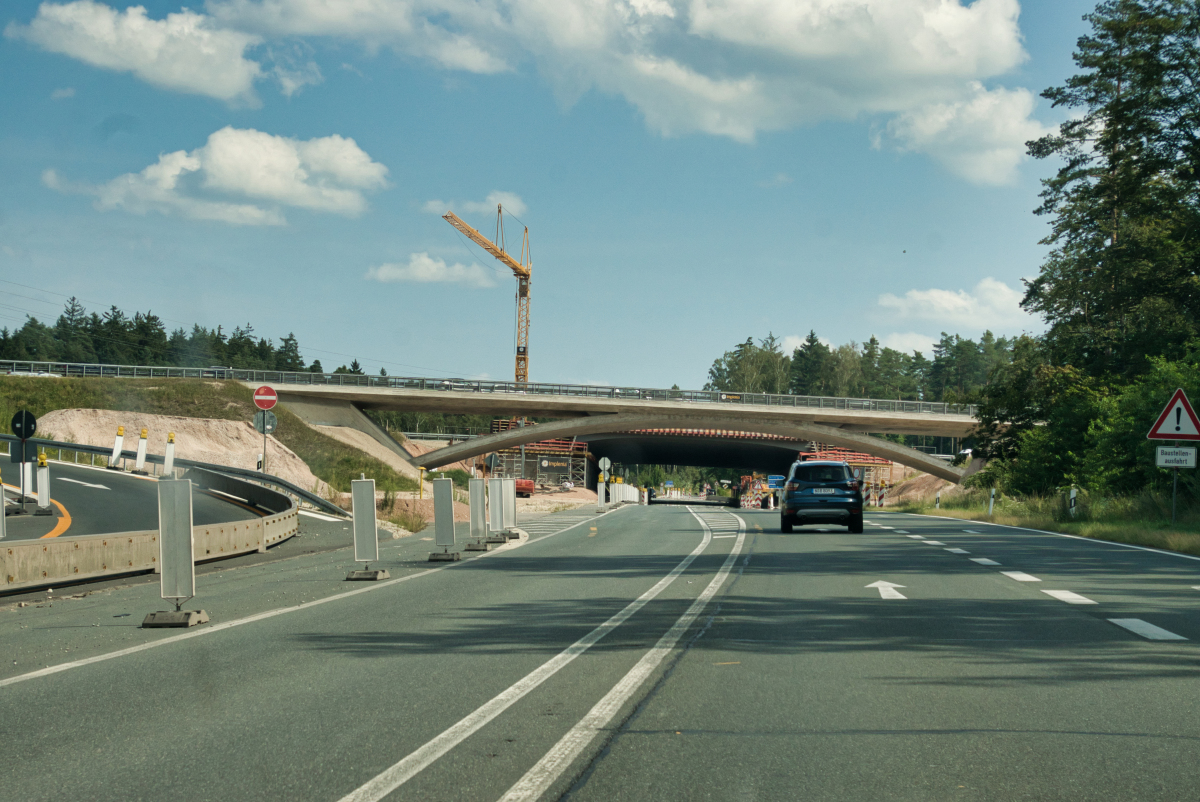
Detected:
left=133, top=428, right=150, bottom=475
left=108, top=426, right=125, bottom=471
left=935, top=492, right=940, bottom=510
left=429, top=477, right=460, bottom=561
left=163, top=432, right=176, bottom=477
left=502, top=478, right=518, bottom=539
left=34, top=453, right=52, bottom=516
left=465, top=478, right=489, bottom=551
left=21, top=460, right=33, bottom=502
left=347, top=476, right=388, bottom=580
left=1069, top=487, right=1078, bottom=518
left=596, top=476, right=607, bottom=512
left=487, top=477, right=507, bottom=543
left=988, top=488, right=996, bottom=516
left=142, top=478, right=209, bottom=628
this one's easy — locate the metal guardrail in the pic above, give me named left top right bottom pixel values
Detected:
left=402, top=431, right=481, bottom=441
left=0, top=359, right=978, bottom=417
left=0, top=434, right=348, bottom=518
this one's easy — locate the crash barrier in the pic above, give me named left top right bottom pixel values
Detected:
left=0, top=466, right=299, bottom=593
left=0, top=434, right=346, bottom=518
left=0, top=359, right=977, bottom=417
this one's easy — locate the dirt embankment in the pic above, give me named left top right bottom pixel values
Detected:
left=889, top=471, right=964, bottom=504
left=402, top=439, right=476, bottom=472
left=38, top=408, right=329, bottom=495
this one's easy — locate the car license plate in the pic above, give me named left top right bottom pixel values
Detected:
left=812, top=488, right=835, bottom=495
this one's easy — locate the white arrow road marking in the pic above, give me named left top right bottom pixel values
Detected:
left=971, top=558, right=1001, bottom=566
left=866, top=581, right=906, bottom=600
left=1001, top=571, right=1041, bottom=582
left=1108, top=619, right=1187, bottom=641
left=1042, top=589, right=1097, bottom=605
left=944, top=548, right=969, bottom=554
left=57, top=477, right=110, bottom=490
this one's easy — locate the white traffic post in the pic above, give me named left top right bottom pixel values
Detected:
left=429, top=477, right=460, bottom=561
left=143, top=478, right=208, bottom=627
left=596, top=474, right=607, bottom=511
left=1069, top=487, right=1077, bottom=518
left=935, top=492, right=940, bottom=510
left=133, top=428, right=149, bottom=475
left=502, top=478, right=518, bottom=539
left=163, top=432, right=176, bottom=477
left=347, top=476, right=388, bottom=579
left=34, top=452, right=52, bottom=516
left=487, top=478, right=506, bottom=543
left=988, top=488, right=996, bottom=516
left=0, top=468, right=6, bottom=539
left=108, top=426, right=125, bottom=471
left=465, top=478, right=489, bottom=551
left=21, top=460, right=33, bottom=503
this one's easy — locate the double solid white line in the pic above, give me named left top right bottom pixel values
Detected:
left=338, top=509, right=745, bottom=802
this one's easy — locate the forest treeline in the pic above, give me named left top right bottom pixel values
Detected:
left=0, top=298, right=371, bottom=374
left=708, top=1, right=1200, bottom=502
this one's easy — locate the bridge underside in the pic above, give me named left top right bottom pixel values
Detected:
left=581, top=433, right=805, bottom=474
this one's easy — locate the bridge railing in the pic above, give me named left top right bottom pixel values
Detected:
left=0, top=359, right=977, bottom=417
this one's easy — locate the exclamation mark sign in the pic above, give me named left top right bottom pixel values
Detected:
left=1177, top=407, right=1183, bottom=431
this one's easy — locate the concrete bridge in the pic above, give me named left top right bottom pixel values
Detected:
left=273, top=384, right=976, bottom=482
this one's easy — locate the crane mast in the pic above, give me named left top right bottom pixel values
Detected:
left=442, top=205, right=531, bottom=384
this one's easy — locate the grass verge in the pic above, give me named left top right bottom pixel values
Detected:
left=0, top=377, right=418, bottom=493
left=893, top=489, right=1200, bottom=558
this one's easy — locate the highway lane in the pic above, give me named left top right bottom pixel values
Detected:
left=1, top=506, right=1199, bottom=801
left=1, top=461, right=261, bottom=540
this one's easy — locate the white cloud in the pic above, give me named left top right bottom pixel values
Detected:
left=884, top=82, right=1052, bottom=184
left=424, top=190, right=528, bottom=217
left=881, top=332, right=937, bottom=356
left=44, top=126, right=388, bottom=225
left=7, top=1, right=263, bottom=104
left=877, top=277, right=1036, bottom=331
left=50, top=87, right=75, bottom=99
left=781, top=334, right=805, bottom=353
left=366, top=252, right=497, bottom=288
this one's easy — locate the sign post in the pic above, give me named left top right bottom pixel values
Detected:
left=1147, top=388, right=1200, bottom=524
left=10, top=411, right=36, bottom=513
left=253, top=410, right=278, bottom=474
left=429, top=477, right=461, bottom=561
left=253, top=386, right=278, bottom=474
left=133, top=428, right=150, bottom=475
left=143, top=478, right=209, bottom=628
left=34, top=452, right=52, bottom=516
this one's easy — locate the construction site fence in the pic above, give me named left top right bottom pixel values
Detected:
left=1, top=360, right=977, bottom=417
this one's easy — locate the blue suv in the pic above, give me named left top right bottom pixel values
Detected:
left=780, top=460, right=863, bottom=533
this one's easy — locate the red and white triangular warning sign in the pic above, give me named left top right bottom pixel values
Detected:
left=1147, top=388, right=1200, bottom=440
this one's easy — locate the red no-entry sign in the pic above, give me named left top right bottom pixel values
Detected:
left=253, top=386, right=278, bottom=411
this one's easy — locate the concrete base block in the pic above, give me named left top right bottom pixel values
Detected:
left=464, top=541, right=491, bottom=551
left=428, top=551, right=461, bottom=562
left=142, top=610, right=210, bottom=628
left=131, top=470, right=149, bottom=476
left=33, top=507, right=53, bottom=516
left=105, top=465, right=122, bottom=471
left=505, top=531, right=521, bottom=540
left=345, top=569, right=390, bottom=581
left=5, top=506, right=29, bottom=516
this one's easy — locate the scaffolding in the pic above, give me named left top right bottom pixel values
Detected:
left=486, top=420, right=587, bottom=486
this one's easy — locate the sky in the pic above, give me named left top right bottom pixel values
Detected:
left=0, top=0, right=1097, bottom=388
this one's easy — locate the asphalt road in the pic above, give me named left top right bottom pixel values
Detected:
left=2, top=505, right=1199, bottom=801
left=1, top=461, right=260, bottom=540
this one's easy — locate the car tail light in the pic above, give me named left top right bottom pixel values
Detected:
left=847, top=480, right=859, bottom=490
left=785, top=482, right=800, bottom=492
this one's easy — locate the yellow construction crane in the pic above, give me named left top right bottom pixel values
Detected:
left=443, top=205, right=531, bottom=384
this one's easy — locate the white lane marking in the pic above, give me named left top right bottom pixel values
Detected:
left=879, top=526, right=894, bottom=530
left=498, top=512, right=746, bottom=802
left=298, top=510, right=345, bottom=522
left=0, top=505, right=628, bottom=689
left=894, top=530, right=909, bottom=534
left=1001, top=571, right=1041, bottom=582
left=335, top=508, right=717, bottom=802
left=1108, top=619, right=1188, bottom=641
left=865, top=581, right=906, bottom=600
left=57, top=477, right=110, bottom=490
left=711, top=535, right=737, bottom=539
left=971, top=558, right=1001, bottom=566
left=923, top=541, right=945, bottom=546
left=963, top=529, right=983, bottom=534
left=944, top=548, right=969, bottom=554
left=1192, top=586, right=1200, bottom=591
left=906, top=535, right=925, bottom=540
left=899, top=513, right=1200, bottom=563
left=1042, top=589, right=1097, bottom=605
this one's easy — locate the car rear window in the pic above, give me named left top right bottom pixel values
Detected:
left=790, top=464, right=850, bottom=483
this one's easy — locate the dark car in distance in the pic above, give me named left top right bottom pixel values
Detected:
left=780, top=460, right=863, bottom=533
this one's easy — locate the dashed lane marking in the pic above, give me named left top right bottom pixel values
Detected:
left=1001, top=571, right=1041, bottom=582
left=923, top=541, right=946, bottom=546
left=971, top=558, right=1001, bottom=566
left=1108, top=619, right=1187, bottom=641
left=1042, top=589, right=1097, bottom=605
left=906, top=535, right=925, bottom=540
left=944, top=548, right=969, bottom=554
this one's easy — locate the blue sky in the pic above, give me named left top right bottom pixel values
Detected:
left=0, top=0, right=1096, bottom=388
